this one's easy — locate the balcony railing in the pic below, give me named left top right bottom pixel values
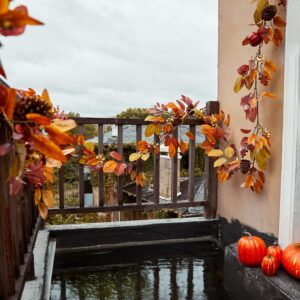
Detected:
left=49, top=101, right=219, bottom=218
left=0, top=100, right=219, bottom=299
left=0, top=118, right=40, bottom=300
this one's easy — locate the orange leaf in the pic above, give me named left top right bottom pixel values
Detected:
left=103, top=160, right=118, bottom=173
left=2, top=88, right=16, bottom=120
left=273, top=16, right=286, bottom=27
left=261, top=92, right=277, bottom=99
left=200, top=124, right=214, bottom=136
left=32, top=134, right=67, bottom=162
left=248, top=134, right=257, bottom=145
left=264, top=60, right=277, bottom=73
left=34, top=188, right=41, bottom=205
left=273, top=28, right=283, bottom=47
left=245, top=175, right=255, bottom=188
left=43, top=189, right=54, bottom=208
left=168, top=142, right=176, bottom=158
left=179, top=140, right=188, bottom=154
left=26, top=113, right=51, bottom=125
left=42, top=89, right=52, bottom=106
left=218, top=171, right=229, bottom=183
left=43, top=166, right=54, bottom=183
left=45, top=124, right=71, bottom=145
left=185, top=131, right=194, bottom=140
left=38, top=201, right=48, bottom=219
left=137, top=140, right=148, bottom=153
left=77, top=135, right=84, bottom=146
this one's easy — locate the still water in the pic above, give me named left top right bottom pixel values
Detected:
left=51, top=242, right=231, bottom=300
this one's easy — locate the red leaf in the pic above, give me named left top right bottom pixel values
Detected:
left=115, top=163, right=127, bottom=176
left=241, top=129, right=252, bottom=134
left=0, top=59, right=6, bottom=78
left=110, top=151, right=123, bottom=161
left=176, top=100, right=185, bottom=110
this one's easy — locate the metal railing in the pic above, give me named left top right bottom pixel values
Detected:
left=50, top=101, right=219, bottom=217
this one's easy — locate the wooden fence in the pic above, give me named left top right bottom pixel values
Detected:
left=0, top=118, right=40, bottom=300
left=50, top=101, right=219, bottom=217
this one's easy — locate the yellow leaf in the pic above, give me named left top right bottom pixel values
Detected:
left=129, top=152, right=142, bottom=162
left=34, top=189, right=42, bottom=205
left=224, top=146, right=235, bottom=159
left=52, top=119, right=77, bottom=132
left=256, top=150, right=267, bottom=170
left=103, top=160, right=118, bottom=173
left=144, top=115, right=156, bottom=122
left=208, top=149, right=224, bottom=157
left=214, top=158, right=227, bottom=168
left=84, top=141, right=95, bottom=152
left=234, top=76, right=244, bottom=93
left=141, top=152, right=150, bottom=161
left=145, top=124, right=156, bottom=137
left=45, top=124, right=71, bottom=145
left=43, top=189, right=54, bottom=208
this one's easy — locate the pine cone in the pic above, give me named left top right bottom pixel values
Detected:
left=262, top=5, right=277, bottom=21
left=14, top=96, right=52, bottom=121
left=240, top=159, right=251, bottom=174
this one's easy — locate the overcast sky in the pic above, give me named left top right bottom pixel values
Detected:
left=2, top=0, right=218, bottom=117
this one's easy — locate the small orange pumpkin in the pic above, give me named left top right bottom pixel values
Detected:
left=282, top=243, right=300, bottom=279
left=237, top=231, right=266, bottom=266
left=266, top=243, right=282, bottom=268
left=261, top=254, right=279, bottom=276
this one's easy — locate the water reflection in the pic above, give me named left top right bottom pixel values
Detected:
left=51, top=243, right=231, bottom=300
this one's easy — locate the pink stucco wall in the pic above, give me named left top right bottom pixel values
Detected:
left=217, top=0, right=286, bottom=236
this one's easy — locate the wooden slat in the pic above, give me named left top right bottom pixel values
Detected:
left=188, top=125, right=196, bottom=202
left=78, top=125, right=85, bottom=208
left=117, top=124, right=124, bottom=205
left=58, top=166, right=65, bottom=209
left=153, top=134, right=160, bottom=204
left=171, top=127, right=178, bottom=203
left=49, top=200, right=206, bottom=214
left=136, top=125, right=142, bottom=205
left=204, top=101, right=219, bottom=218
left=73, top=117, right=206, bottom=126
left=98, top=124, right=104, bottom=207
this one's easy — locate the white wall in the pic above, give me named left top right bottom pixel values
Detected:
left=279, top=0, right=300, bottom=247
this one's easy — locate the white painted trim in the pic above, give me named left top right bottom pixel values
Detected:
left=279, top=0, right=300, bottom=247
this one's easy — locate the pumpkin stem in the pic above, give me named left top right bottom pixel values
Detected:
left=242, top=230, right=252, bottom=237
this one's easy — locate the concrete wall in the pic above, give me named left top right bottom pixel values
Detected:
left=217, top=0, right=286, bottom=236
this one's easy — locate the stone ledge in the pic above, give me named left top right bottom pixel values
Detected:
left=224, top=243, right=300, bottom=300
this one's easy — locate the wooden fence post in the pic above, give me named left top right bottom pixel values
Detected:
left=204, top=101, right=220, bottom=218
